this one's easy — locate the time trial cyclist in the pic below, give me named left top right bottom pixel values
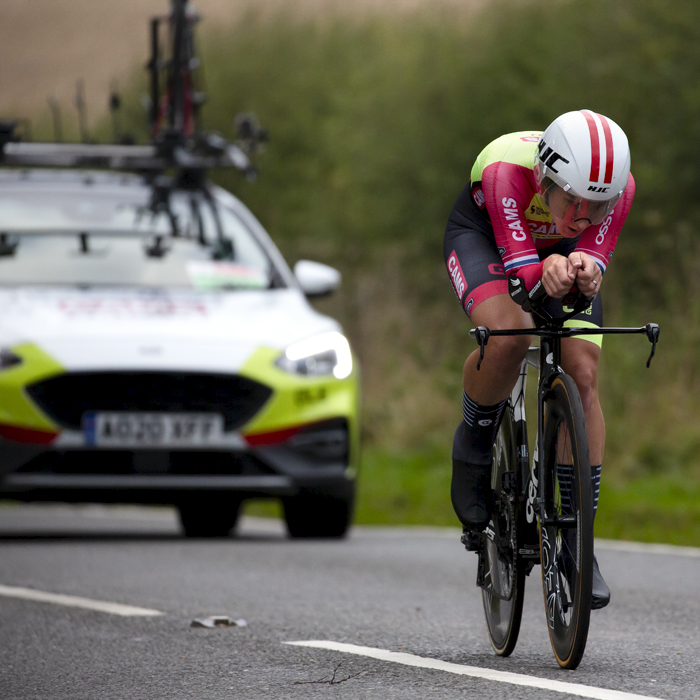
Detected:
left=444, top=110, right=635, bottom=610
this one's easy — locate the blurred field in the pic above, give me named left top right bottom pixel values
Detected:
left=0, top=0, right=481, bottom=123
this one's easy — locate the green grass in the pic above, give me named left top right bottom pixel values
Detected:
left=597, top=476, right=700, bottom=547
left=354, top=445, right=456, bottom=526
left=243, top=445, right=458, bottom=527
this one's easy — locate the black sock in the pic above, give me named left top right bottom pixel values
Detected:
left=452, top=391, right=506, bottom=465
left=557, top=463, right=573, bottom=512
left=591, top=463, right=601, bottom=520
left=556, top=463, right=602, bottom=519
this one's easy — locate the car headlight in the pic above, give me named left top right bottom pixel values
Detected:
left=276, top=331, right=352, bottom=379
left=0, top=348, right=22, bottom=370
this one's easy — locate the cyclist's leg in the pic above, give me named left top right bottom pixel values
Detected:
left=541, top=244, right=605, bottom=468
left=559, top=297, right=610, bottom=608
left=559, top=294, right=604, bottom=495
left=445, top=229, right=531, bottom=531
left=463, top=294, right=533, bottom=406
left=561, top=336, right=604, bottom=466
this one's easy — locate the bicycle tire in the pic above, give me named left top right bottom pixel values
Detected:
left=482, top=403, right=526, bottom=656
left=539, top=374, right=594, bottom=669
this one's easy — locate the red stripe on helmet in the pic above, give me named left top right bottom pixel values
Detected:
left=597, top=113, right=615, bottom=184
left=582, top=110, right=601, bottom=182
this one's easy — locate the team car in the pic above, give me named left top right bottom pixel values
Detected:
left=0, top=167, right=359, bottom=537
left=0, top=0, right=360, bottom=538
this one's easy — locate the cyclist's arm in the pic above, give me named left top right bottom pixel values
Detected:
left=574, top=173, right=636, bottom=279
left=481, top=161, right=544, bottom=290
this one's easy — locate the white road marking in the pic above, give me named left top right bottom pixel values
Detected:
left=596, top=538, right=700, bottom=558
left=0, top=584, right=165, bottom=617
left=285, top=641, right=666, bottom=700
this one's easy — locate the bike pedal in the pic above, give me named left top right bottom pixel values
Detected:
left=460, top=529, right=484, bottom=552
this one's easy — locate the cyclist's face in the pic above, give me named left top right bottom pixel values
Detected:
left=546, top=187, right=593, bottom=238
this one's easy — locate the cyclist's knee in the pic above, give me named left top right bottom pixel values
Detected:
left=567, top=357, right=599, bottom=412
left=486, top=333, right=531, bottom=369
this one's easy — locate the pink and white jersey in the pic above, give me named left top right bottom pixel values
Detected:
left=469, top=131, right=635, bottom=289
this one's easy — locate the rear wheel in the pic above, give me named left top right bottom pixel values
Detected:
left=482, top=405, right=526, bottom=657
left=178, top=496, right=242, bottom=537
left=283, top=493, right=353, bottom=538
left=539, top=374, right=594, bottom=669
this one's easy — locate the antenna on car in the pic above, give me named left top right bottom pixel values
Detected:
left=109, top=81, right=134, bottom=145
left=74, top=80, right=91, bottom=144
left=48, top=97, right=63, bottom=143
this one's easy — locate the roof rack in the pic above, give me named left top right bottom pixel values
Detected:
left=0, top=128, right=255, bottom=177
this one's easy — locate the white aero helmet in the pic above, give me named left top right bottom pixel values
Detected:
left=534, top=110, right=631, bottom=225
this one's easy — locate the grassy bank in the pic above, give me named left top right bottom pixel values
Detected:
left=349, top=450, right=700, bottom=548
left=354, top=449, right=700, bottom=548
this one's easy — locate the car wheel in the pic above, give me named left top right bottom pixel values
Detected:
left=283, top=493, right=353, bottom=539
left=177, top=496, right=242, bottom=538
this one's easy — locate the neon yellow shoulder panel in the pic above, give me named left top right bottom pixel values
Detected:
left=470, top=131, right=542, bottom=183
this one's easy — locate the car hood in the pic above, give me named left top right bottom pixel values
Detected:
left=0, top=287, right=341, bottom=372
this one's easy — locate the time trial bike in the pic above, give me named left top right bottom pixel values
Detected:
left=467, top=276, right=659, bottom=669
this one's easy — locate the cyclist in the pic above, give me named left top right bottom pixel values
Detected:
left=444, top=110, right=634, bottom=610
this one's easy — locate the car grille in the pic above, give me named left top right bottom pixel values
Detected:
left=26, top=372, right=272, bottom=431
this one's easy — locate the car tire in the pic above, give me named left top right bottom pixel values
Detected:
left=177, top=496, right=242, bottom=538
left=283, top=493, right=353, bottom=539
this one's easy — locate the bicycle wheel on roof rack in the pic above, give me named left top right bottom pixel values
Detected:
left=481, top=401, right=526, bottom=657
left=539, top=373, right=594, bottom=669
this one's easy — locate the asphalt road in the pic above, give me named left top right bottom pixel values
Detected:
left=1, top=504, right=699, bottom=700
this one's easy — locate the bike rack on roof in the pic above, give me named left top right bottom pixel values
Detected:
left=0, top=129, right=255, bottom=179
left=0, top=0, right=266, bottom=184
left=0, top=0, right=268, bottom=253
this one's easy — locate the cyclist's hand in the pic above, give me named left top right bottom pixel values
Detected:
left=569, top=252, right=601, bottom=298
left=542, top=254, right=576, bottom=298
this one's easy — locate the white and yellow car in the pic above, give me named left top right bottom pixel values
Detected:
left=0, top=168, right=359, bottom=537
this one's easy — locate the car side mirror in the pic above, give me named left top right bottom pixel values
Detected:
left=293, top=260, right=341, bottom=298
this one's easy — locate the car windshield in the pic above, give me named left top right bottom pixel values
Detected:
left=0, top=174, right=279, bottom=291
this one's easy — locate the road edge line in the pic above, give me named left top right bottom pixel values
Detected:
left=0, top=584, right=165, bottom=617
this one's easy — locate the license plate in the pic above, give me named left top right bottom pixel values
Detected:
left=83, top=412, right=224, bottom=447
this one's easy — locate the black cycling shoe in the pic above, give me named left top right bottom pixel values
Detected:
left=460, top=526, right=484, bottom=552
left=451, top=459, right=492, bottom=532
left=591, top=555, right=611, bottom=610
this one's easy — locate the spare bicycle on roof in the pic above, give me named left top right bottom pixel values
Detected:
left=0, top=0, right=267, bottom=249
